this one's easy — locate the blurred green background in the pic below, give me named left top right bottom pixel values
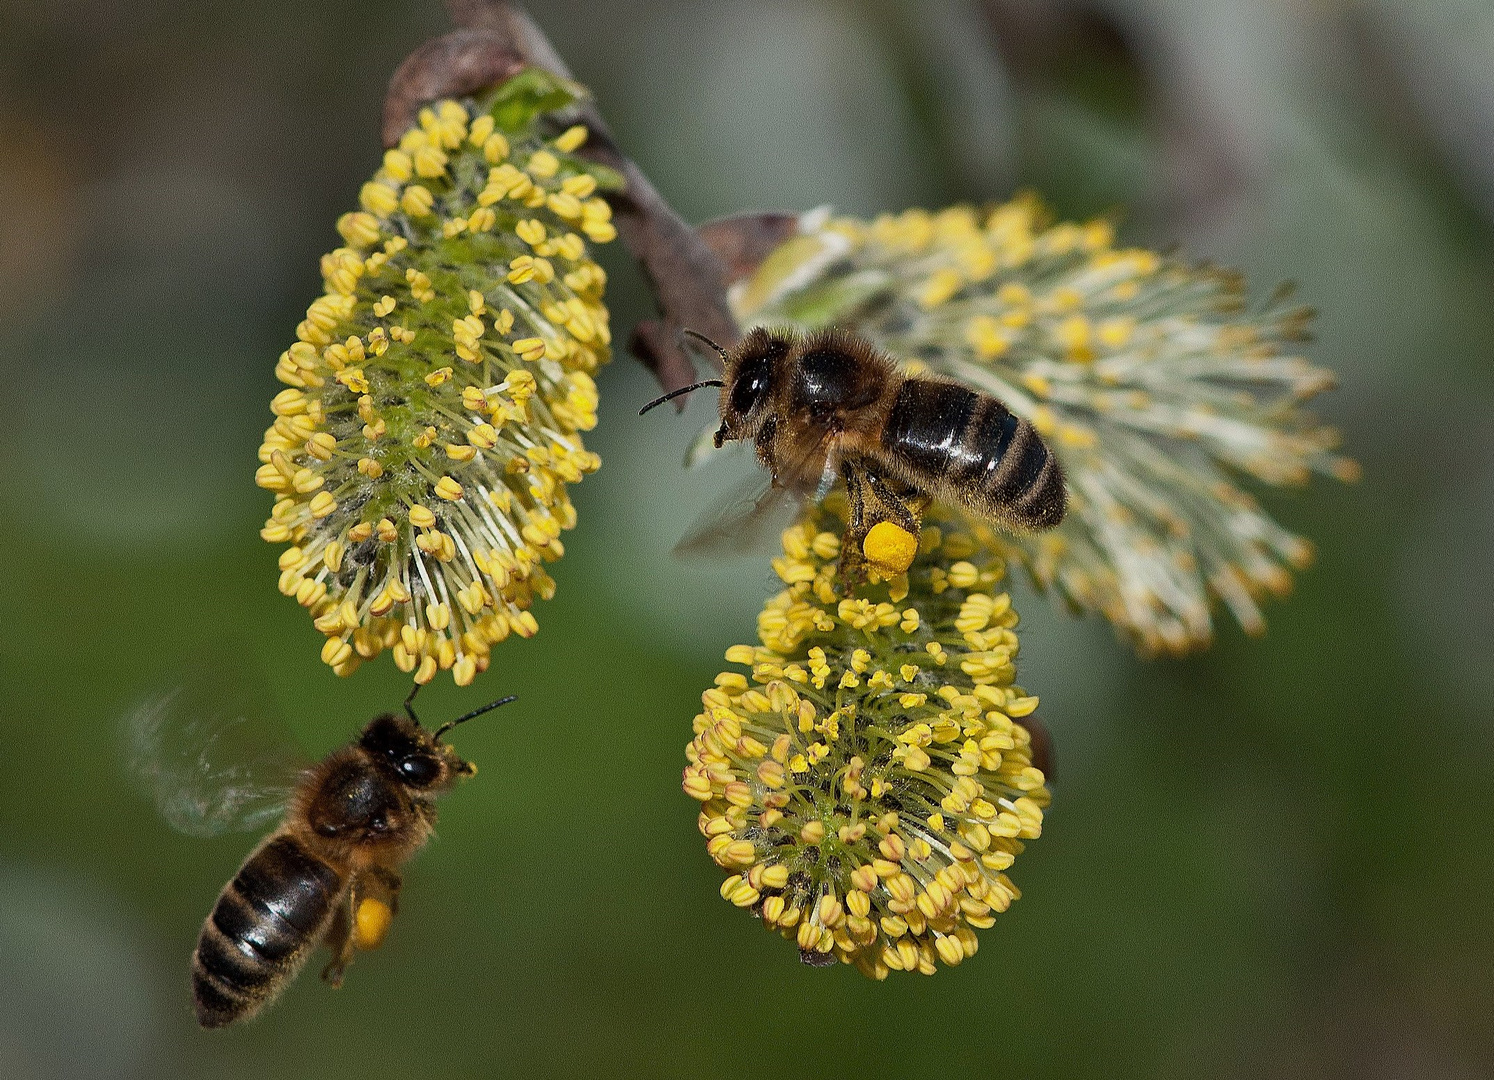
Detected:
left=2, top=0, right=1492, bottom=1076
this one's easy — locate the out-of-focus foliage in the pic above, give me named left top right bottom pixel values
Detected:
left=2, top=1, right=1493, bottom=1078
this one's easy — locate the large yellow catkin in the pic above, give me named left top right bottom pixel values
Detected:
left=685, top=507, right=1049, bottom=979
left=258, top=91, right=615, bottom=684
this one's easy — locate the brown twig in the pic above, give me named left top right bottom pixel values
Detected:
left=696, top=212, right=801, bottom=286
left=382, top=28, right=526, bottom=148
left=383, top=0, right=742, bottom=395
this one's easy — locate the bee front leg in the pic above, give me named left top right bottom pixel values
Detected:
left=752, top=415, right=778, bottom=472
left=320, top=890, right=356, bottom=988
left=843, top=462, right=867, bottom=535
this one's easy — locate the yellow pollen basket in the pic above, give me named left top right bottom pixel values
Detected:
left=862, top=521, right=919, bottom=576
left=353, top=897, right=395, bottom=951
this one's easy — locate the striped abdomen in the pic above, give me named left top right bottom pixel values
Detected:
left=192, top=834, right=344, bottom=1028
left=880, top=378, right=1066, bottom=529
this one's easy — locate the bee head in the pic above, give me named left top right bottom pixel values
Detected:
left=359, top=713, right=464, bottom=790
left=360, top=690, right=516, bottom=789
left=720, top=327, right=792, bottom=439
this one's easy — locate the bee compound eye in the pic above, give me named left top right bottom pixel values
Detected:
left=398, top=755, right=441, bottom=786
left=730, top=355, right=773, bottom=416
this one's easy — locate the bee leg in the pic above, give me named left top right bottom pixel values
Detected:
left=863, top=470, right=920, bottom=534
left=843, top=461, right=867, bottom=534
left=836, top=463, right=870, bottom=591
left=752, top=415, right=778, bottom=472
left=371, top=867, right=403, bottom=916
left=320, top=891, right=356, bottom=988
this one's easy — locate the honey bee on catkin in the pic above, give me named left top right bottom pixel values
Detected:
left=641, top=327, right=1066, bottom=574
left=126, top=682, right=513, bottom=1028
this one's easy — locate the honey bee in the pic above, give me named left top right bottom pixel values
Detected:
left=125, top=680, right=513, bottom=1028
left=642, top=327, right=1066, bottom=570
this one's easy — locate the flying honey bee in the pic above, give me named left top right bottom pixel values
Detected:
left=125, top=678, right=513, bottom=1028
left=641, top=326, right=1066, bottom=571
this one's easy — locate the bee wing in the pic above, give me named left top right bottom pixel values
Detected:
left=672, top=471, right=807, bottom=558
left=121, top=664, right=310, bottom=838
left=673, top=428, right=843, bottom=558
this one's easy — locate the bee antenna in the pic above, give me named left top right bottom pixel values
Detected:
left=638, top=379, right=725, bottom=416
left=680, top=328, right=731, bottom=367
left=403, top=682, right=423, bottom=724
left=432, top=695, right=518, bottom=743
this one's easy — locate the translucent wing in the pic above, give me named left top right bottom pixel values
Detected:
left=672, top=470, right=806, bottom=558
left=674, top=429, right=842, bottom=558
left=122, top=665, right=309, bottom=838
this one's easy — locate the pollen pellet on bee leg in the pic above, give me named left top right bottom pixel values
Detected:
left=862, top=521, right=919, bottom=576
left=353, top=897, right=394, bottom=950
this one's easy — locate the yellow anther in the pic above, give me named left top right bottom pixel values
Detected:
left=515, top=218, right=547, bottom=246
left=412, top=145, right=448, bottom=178
left=306, top=432, right=337, bottom=460
left=546, top=192, right=583, bottom=220
left=481, top=132, right=510, bottom=163
left=336, top=212, right=381, bottom=247
left=400, top=185, right=434, bottom=217
left=525, top=150, right=559, bottom=178
left=512, top=337, right=546, bottom=363
left=552, top=125, right=588, bottom=152
left=321, top=637, right=353, bottom=668
left=359, top=182, right=399, bottom=216
left=561, top=173, right=597, bottom=198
